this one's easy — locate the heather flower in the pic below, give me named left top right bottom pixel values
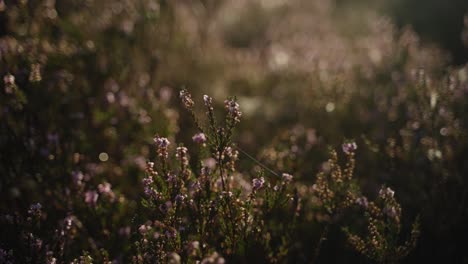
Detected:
left=203, top=95, right=213, bottom=108
left=138, top=224, right=151, bottom=235
left=142, top=175, right=158, bottom=198
left=154, top=136, right=170, bottom=158
left=3, top=74, right=15, bottom=85
left=179, top=89, right=194, bottom=109
left=176, top=146, right=189, bottom=168
left=201, top=252, right=225, bottom=264
left=224, top=99, right=242, bottom=123
left=159, top=201, right=173, bottom=214
left=98, top=182, right=112, bottom=194
left=64, top=216, right=74, bottom=230
left=383, top=206, right=398, bottom=219
left=203, top=158, right=217, bottom=169
left=142, top=175, right=154, bottom=187
left=165, top=229, right=177, bottom=238
left=154, top=136, right=170, bottom=148
left=98, top=182, right=116, bottom=201
left=146, top=161, right=158, bottom=177
left=168, top=252, right=181, bottom=264
left=84, top=190, right=99, bottom=206
left=119, top=226, right=131, bottom=237
left=342, top=142, right=357, bottom=154
left=28, top=203, right=42, bottom=217
left=222, top=146, right=239, bottom=171
left=192, top=133, right=207, bottom=144
left=3, top=73, right=15, bottom=94
left=166, top=173, right=178, bottom=184
left=282, top=173, right=293, bottom=182
left=355, top=196, right=369, bottom=208
left=175, top=194, right=186, bottom=203
left=379, top=187, right=395, bottom=199
left=252, top=177, right=265, bottom=191
left=186, top=241, right=200, bottom=256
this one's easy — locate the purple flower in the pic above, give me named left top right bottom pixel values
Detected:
left=355, top=196, right=369, bottom=208
left=165, top=229, right=177, bottom=238
left=138, top=224, right=151, bottom=235
left=119, top=226, right=131, bottom=237
left=28, top=203, right=42, bottom=217
left=342, top=142, right=357, bottom=154
left=159, top=201, right=173, bottom=214
left=203, top=95, right=213, bottom=107
left=379, top=186, right=395, bottom=199
left=72, top=171, right=84, bottom=186
left=3, top=74, right=15, bottom=85
left=252, top=177, right=265, bottom=191
left=383, top=206, right=398, bottom=219
left=154, top=136, right=170, bottom=158
left=224, top=99, right=242, bottom=123
left=84, top=191, right=99, bottom=206
left=192, top=133, right=207, bottom=144
left=154, top=136, right=170, bottom=148
left=142, top=175, right=154, bottom=187
left=97, top=182, right=115, bottom=201
left=187, top=241, right=200, bottom=256
left=98, top=182, right=112, bottom=194
left=282, top=173, right=293, bottom=182
left=175, top=194, right=186, bottom=203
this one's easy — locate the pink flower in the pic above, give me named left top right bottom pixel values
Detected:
left=138, top=224, right=151, bottom=235
left=192, top=133, right=207, bottom=144
left=379, top=187, right=395, bottom=199
left=224, top=99, right=242, bottom=123
left=98, top=182, right=112, bottom=194
left=252, top=177, right=265, bottom=191
left=355, top=196, right=369, bottom=208
left=84, top=190, right=99, bottom=206
left=3, top=74, right=15, bottom=85
left=203, top=95, right=213, bottom=107
left=282, top=173, right=293, bottom=182
left=342, top=142, right=357, bottom=154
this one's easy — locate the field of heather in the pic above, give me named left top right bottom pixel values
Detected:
left=1, top=0, right=468, bottom=263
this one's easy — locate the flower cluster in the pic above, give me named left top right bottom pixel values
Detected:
left=192, top=133, right=207, bottom=144
left=154, top=136, right=171, bottom=159
left=224, top=99, right=242, bottom=124
left=2, top=0, right=464, bottom=262
left=343, top=186, right=420, bottom=263
left=134, top=92, right=299, bottom=263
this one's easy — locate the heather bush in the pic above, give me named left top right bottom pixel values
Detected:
left=1, top=0, right=468, bottom=263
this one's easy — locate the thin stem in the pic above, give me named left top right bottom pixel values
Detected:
left=236, top=146, right=280, bottom=178
left=312, top=223, right=330, bottom=264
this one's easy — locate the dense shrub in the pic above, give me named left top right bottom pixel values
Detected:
left=1, top=0, right=467, bottom=263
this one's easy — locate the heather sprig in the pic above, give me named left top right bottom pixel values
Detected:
left=343, top=186, right=421, bottom=263
left=135, top=92, right=297, bottom=262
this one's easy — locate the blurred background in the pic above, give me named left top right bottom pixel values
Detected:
left=1, top=0, right=467, bottom=263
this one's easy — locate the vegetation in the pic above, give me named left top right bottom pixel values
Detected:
left=1, top=0, right=467, bottom=263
